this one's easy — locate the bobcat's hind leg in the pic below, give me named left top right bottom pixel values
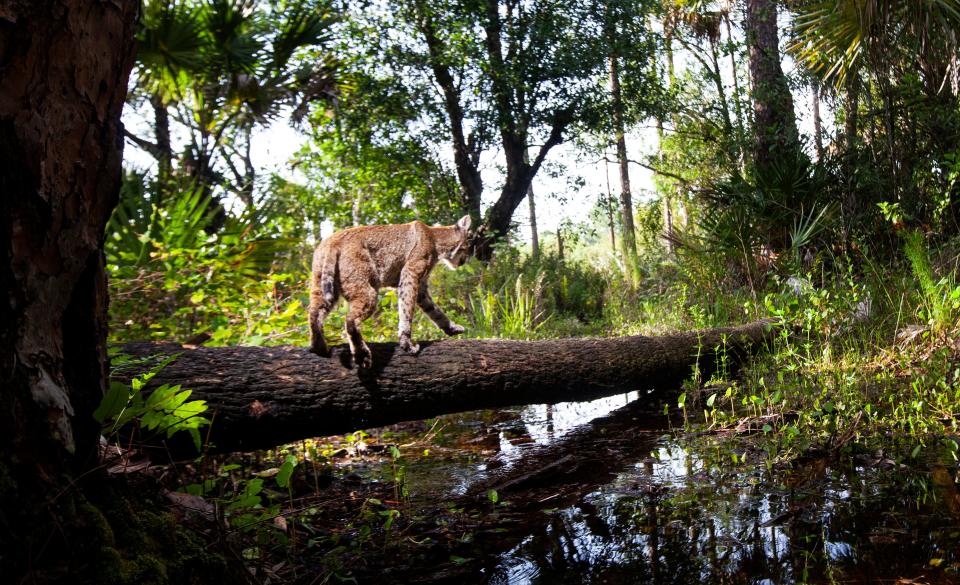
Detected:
left=308, top=301, right=332, bottom=357
left=344, top=285, right=377, bottom=369
left=309, top=269, right=337, bottom=356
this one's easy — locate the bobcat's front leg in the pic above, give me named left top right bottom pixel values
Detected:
left=417, top=285, right=464, bottom=336
left=397, top=270, right=421, bottom=354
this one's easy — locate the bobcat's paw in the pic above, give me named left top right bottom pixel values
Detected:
left=309, top=340, right=330, bottom=357
left=353, top=344, right=373, bottom=369
left=398, top=335, right=420, bottom=355
left=445, top=323, right=466, bottom=336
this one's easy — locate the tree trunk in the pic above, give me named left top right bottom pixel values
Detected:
left=118, top=320, right=776, bottom=457
left=0, top=0, right=137, bottom=578
left=843, top=72, right=860, bottom=237
left=151, top=93, right=173, bottom=195
left=413, top=0, right=484, bottom=224
left=605, top=157, right=617, bottom=252
left=844, top=73, right=860, bottom=152
left=417, top=0, right=569, bottom=261
left=812, top=80, right=824, bottom=161
left=527, top=182, right=539, bottom=260
left=609, top=51, right=640, bottom=284
left=745, top=0, right=800, bottom=174
left=556, top=226, right=565, bottom=264
left=707, top=34, right=736, bottom=145
left=524, top=150, right=540, bottom=261
left=661, top=32, right=679, bottom=255
left=477, top=118, right=566, bottom=260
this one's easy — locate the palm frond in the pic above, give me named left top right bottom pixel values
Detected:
left=270, top=0, right=337, bottom=71
left=204, top=0, right=264, bottom=75
left=137, top=0, right=209, bottom=100
left=789, top=0, right=960, bottom=87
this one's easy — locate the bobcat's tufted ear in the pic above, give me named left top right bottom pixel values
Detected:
left=456, top=215, right=472, bottom=232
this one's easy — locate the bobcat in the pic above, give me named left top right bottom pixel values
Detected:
left=308, top=215, right=472, bottom=368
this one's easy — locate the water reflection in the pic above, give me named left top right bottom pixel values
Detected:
left=397, top=391, right=646, bottom=497
left=486, top=437, right=960, bottom=584
left=372, top=394, right=960, bottom=584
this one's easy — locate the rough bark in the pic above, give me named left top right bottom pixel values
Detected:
left=0, top=0, right=138, bottom=579
left=152, top=93, right=172, bottom=190
left=745, top=0, right=800, bottom=173
left=118, top=320, right=776, bottom=457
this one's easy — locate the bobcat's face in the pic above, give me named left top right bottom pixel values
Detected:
left=440, top=215, right=472, bottom=269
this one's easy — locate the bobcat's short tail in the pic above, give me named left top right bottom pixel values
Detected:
left=320, top=248, right=338, bottom=305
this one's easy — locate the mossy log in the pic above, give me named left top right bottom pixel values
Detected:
left=119, top=320, right=776, bottom=457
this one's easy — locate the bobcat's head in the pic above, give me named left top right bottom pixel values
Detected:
left=440, top=215, right=472, bottom=269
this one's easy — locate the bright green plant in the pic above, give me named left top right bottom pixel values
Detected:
left=107, top=178, right=303, bottom=345
left=902, top=230, right=960, bottom=334
left=99, top=353, right=210, bottom=451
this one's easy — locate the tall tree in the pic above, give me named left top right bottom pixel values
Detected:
left=811, top=79, right=824, bottom=160
left=0, top=0, right=137, bottom=578
left=407, top=0, right=604, bottom=258
left=593, top=0, right=660, bottom=276
left=745, top=0, right=800, bottom=175
left=351, top=0, right=635, bottom=259
left=608, top=48, right=640, bottom=283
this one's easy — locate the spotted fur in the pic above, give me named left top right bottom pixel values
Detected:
left=308, top=215, right=472, bottom=368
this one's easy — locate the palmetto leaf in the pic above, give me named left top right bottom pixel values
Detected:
left=270, top=0, right=336, bottom=71
left=204, top=0, right=264, bottom=75
left=789, top=0, right=960, bottom=86
left=137, top=0, right=208, bottom=100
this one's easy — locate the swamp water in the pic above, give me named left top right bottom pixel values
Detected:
left=355, top=392, right=960, bottom=584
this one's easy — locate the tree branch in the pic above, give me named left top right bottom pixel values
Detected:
left=123, top=128, right=162, bottom=160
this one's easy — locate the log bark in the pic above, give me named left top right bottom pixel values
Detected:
left=119, top=320, right=776, bottom=457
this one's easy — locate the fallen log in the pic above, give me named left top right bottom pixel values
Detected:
left=118, top=319, right=775, bottom=456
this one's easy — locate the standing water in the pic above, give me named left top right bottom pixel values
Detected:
left=364, top=391, right=960, bottom=584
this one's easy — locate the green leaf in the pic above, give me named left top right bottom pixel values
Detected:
left=95, top=381, right=131, bottom=423
left=277, top=454, right=298, bottom=488
left=146, top=384, right=177, bottom=409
